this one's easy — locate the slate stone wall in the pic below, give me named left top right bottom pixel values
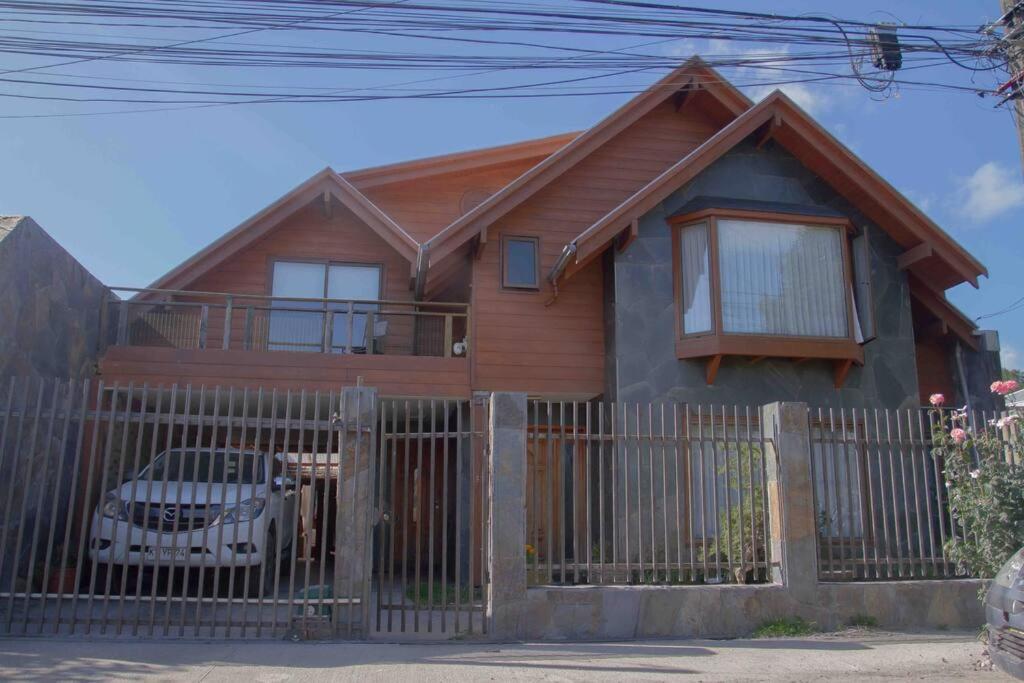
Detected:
left=0, top=217, right=107, bottom=590
left=610, top=141, right=921, bottom=410
left=0, top=216, right=108, bottom=381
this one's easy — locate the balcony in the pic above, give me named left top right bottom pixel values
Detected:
left=98, top=287, right=471, bottom=397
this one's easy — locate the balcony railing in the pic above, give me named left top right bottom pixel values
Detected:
left=102, top=287, right=470, bottom=359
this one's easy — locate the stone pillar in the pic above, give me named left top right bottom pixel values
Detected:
left=487, top=392, right=528, bottom=640
left=760, top=401, right=817, bottom=602
left=334, top=386, right=377, bottom=632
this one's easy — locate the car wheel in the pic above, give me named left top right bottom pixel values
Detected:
left=243, top=530, right=277, bottom=598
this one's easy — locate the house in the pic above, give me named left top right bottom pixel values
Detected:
left=97, top=57, right=1001, bottom=414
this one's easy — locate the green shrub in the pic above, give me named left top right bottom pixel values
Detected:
left=753, top=616, right=816, bottom=638
left=847, top=614, right=878, bottom=629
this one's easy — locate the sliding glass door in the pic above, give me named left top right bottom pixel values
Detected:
left=268, top=261, right=381, bottom=352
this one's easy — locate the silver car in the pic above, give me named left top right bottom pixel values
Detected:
left=987, top=547, right=1024, bottom=680
left=89, top=448, right=296, bottom=596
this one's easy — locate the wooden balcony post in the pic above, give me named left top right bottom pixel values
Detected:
left=443, top=314, right=453, bottom=358
left=365, top=311, right=376, bottom=355
left=244, top=306, right=254, bottom=351
left=198, top=304, right=209, bottom=349
left=323, top=310, right=334, bottom=354
left=345, top=301, right=355, bottom=354
left=222, top=296, right=233, bottom=350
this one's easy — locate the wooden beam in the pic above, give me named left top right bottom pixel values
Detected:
left=672, top=78, right=697, bottom=112
left=321, top=190, right=333, bottom=219
left=748, top=355, right=767, bottom=365
left=897, top=242, right=934, bottom=270
left=755, top=112, right=782, bottom=150
left=833, top=358, right=854, bottom=388
left=474, top=225, right=488, bottom=259
left=705, top=354, right=723, bottom=385
left=616, top=219, right=639, bottom=252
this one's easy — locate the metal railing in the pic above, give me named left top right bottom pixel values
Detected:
left=809, top=406, right=1019, bottom=582
left=0, top=376, right=378, bottom=639
left=525, top=401, right=772, bottom=586
left=101, top=287, right=470, bottom=359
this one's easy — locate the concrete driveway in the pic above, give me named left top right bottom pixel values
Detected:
left=0, top=631, right=1010, bottom=681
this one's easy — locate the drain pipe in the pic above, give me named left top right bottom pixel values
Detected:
left=545, top=242, right=577, bottom=306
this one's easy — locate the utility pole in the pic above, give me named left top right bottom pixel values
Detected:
left=998, top=0, right=1024, bottom=174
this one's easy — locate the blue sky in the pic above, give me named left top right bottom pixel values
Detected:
left=1, top=0, right=1022, bottom=369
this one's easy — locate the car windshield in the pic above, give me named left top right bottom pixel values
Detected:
left=145, top=449, right=265, bottom=484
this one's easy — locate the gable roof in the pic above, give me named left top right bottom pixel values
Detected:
left=421, top=57, right=752, bottom=266
left=552, top=90, right=987, bottom=291
left=146, top=167, right=418, bottom=293
left=343, top=131, right=580, bottom=189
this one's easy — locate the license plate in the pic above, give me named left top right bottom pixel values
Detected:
left=144, top=547, right=188, bottom=562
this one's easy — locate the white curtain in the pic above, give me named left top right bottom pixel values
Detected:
left=717, top=220, right=848, bottom=338
left=679, top=222, right=712, bottom=334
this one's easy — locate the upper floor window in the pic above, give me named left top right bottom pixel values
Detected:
left=671, top=209, right=865, bottom=383
left=502, top=235, right=540, bottom=290
left=269, top=260, right=381, bottom=352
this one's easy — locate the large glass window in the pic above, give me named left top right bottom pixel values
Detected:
left=716, top=220, right=847, bottom=338
left=268, top=261, right=381, bottom=352
left=678, top=222, right=712, bottom=334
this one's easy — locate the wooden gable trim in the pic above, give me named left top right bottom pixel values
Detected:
left=146, top=168, right=418, bottom=294
left=908, top=275, right=980, bottom=351
left=557, top=92, right=987, bottom=293
left=422, top=57, right=751, bottom=266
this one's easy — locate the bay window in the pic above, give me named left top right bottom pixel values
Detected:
left=671, top=208, right=864, bottom=384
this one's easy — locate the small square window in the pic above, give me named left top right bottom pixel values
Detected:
left=503, top=236, right=539, bottom=289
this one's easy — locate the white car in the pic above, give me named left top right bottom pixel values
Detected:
left=89, top=448, right=296, bottom=596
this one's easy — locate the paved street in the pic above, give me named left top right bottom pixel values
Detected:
left=0, top=630, right=1010, bottom=681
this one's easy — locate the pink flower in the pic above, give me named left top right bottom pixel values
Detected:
left=991, top=380, right=1020, bottom=396
left=950, top=428, right=967, bottom=445
left=929, top=393, right=945, bottom=406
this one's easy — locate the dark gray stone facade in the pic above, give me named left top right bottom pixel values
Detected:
left=609, top=140, right=921, bottom=410
left=0, top=216, right=108, bottom=381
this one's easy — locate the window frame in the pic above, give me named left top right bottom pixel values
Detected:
left=266, top=257, right=384, bottom=303
left=501, top=234, right=541, bottom=291
left=265, top=257, right=385, bottom=353
left=669, top=208, right=863, bottom=366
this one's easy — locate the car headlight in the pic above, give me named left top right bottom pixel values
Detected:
left=100, top=492, right=128, bottom=521
left=994, top=548, right=1024, bottom=589
left=216, top=498, right=266, bottom=524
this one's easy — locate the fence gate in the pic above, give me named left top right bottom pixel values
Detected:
left=0, top=377, right=376, bottom=640
left=372, top=398, right=489, bottom=638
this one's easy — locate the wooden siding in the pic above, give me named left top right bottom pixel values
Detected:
left=357, top=157, right=543, bottom=243
left=186, top=200, right=419, bottom=355
left=472, top=99, right=722, bottom=396
left=99, top=346, right=471, bottom=398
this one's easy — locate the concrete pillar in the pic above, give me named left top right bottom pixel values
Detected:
left=487, top=392, right=528, bottom=640
left=760, top=401, right=817, bottom=602
left=334, top=386, right=377, bottom=632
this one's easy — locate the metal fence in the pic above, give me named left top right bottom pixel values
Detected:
left=0, top=377, right=376, bottom=639
left=809, top=406, right=1019, bottom=582
left=374, top=398, right=488, bottom=637
left=525, top=401, right=772, bottom=586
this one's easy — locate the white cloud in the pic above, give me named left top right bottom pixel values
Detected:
left=1003, top=343, right=1020, bottom=371
left=748, top=81, right=826, bottom=115
left=957, top=161, right=1024, bottom=224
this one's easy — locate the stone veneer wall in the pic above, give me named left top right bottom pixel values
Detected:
left=0, top=216, right=108, bottom=590
left=0, top=216, right=108, bottom=380
left=610, top=140, right=920, bottom=410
